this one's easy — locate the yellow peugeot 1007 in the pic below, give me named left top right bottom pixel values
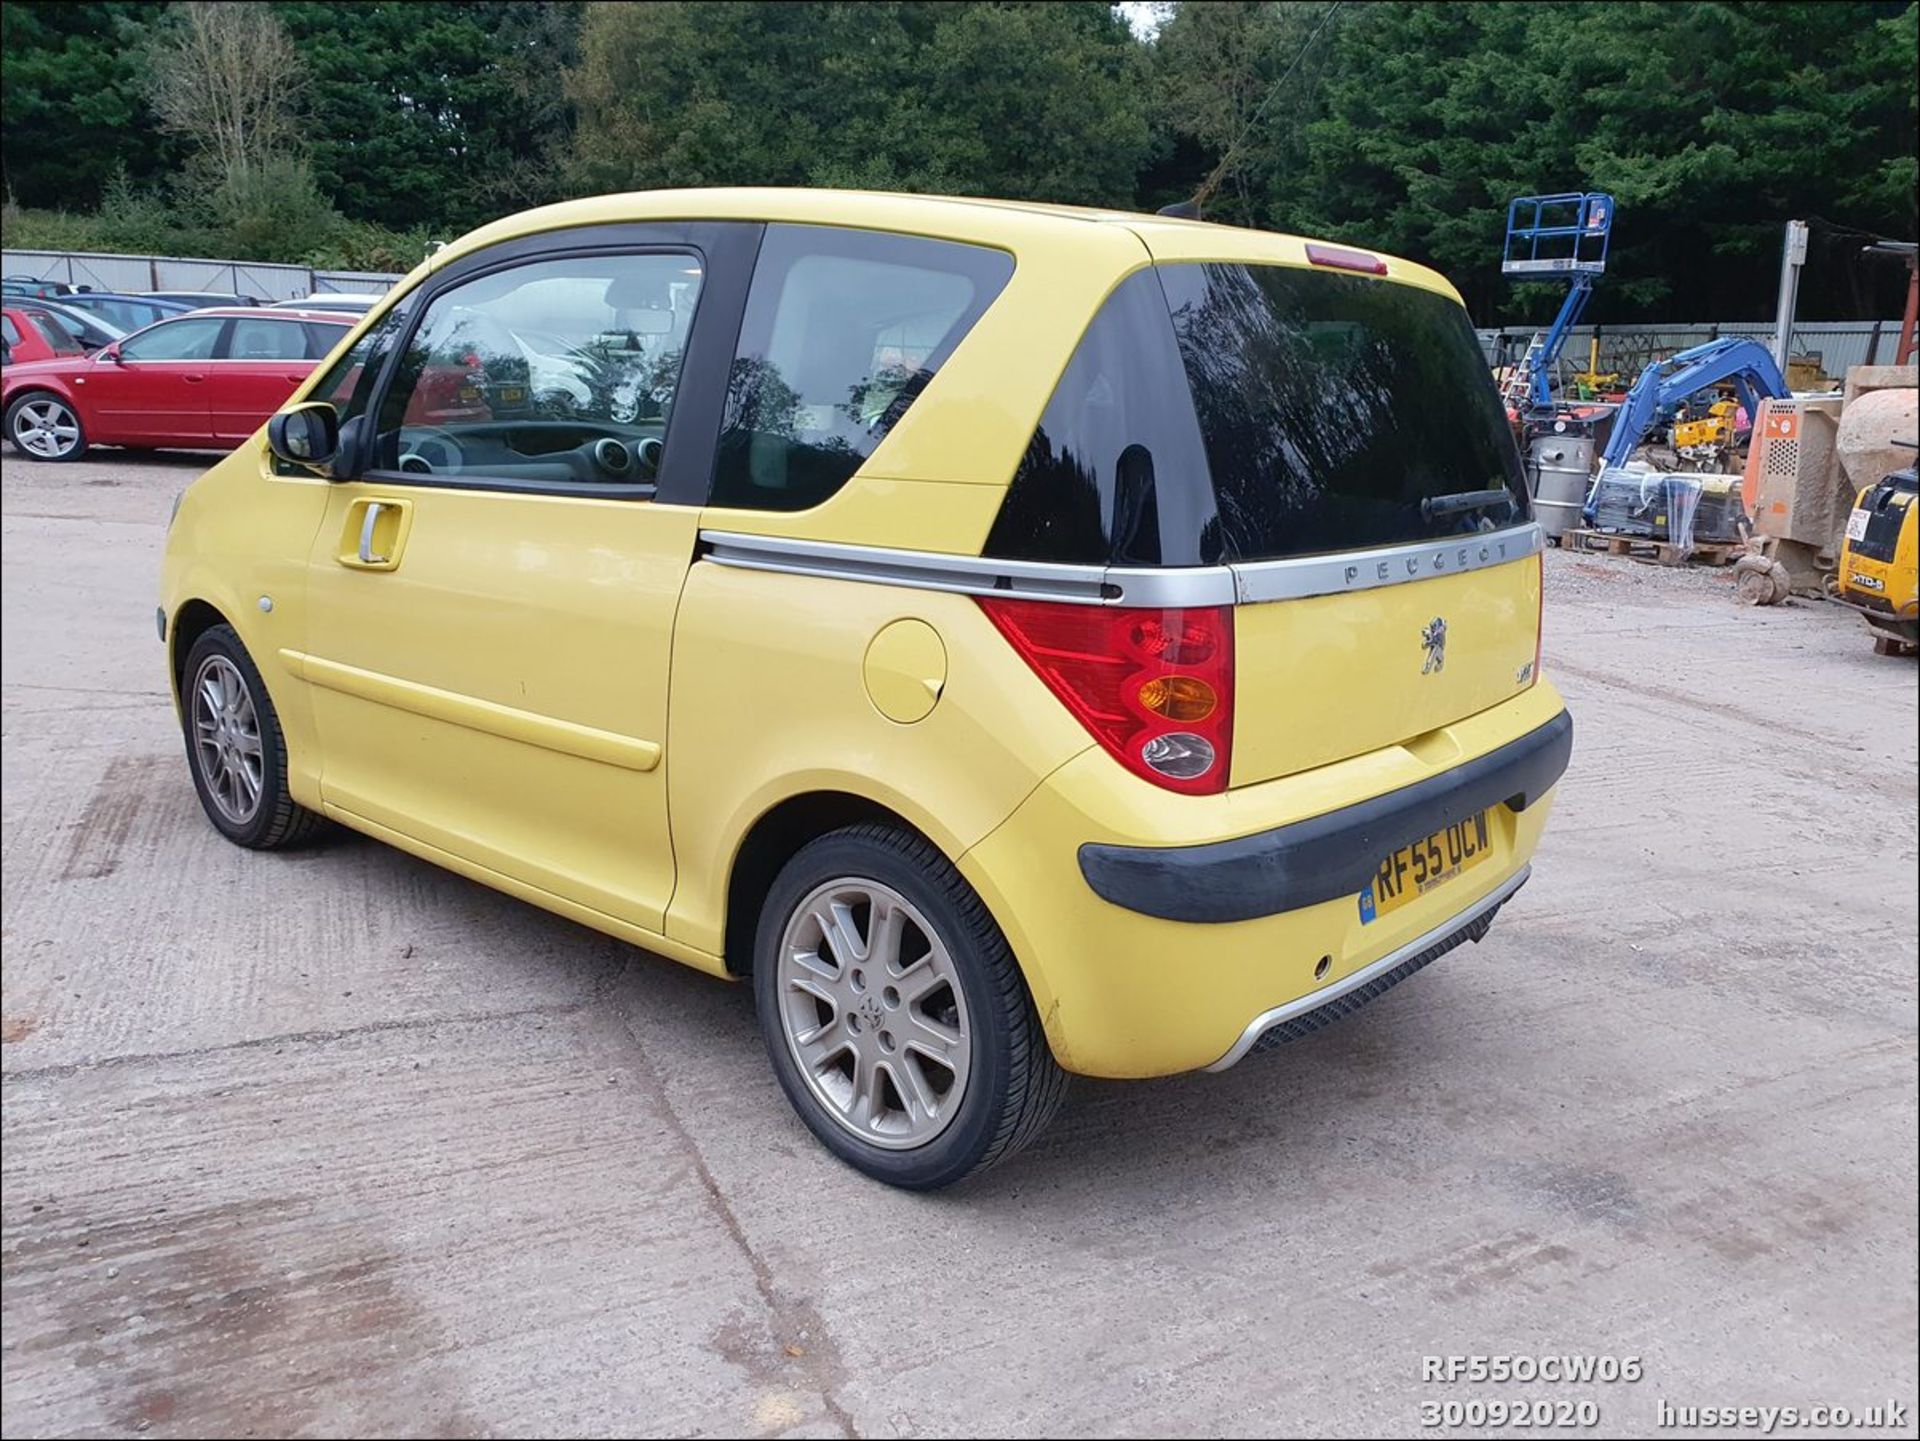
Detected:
left=161, top=189, right=1570, bottom=1188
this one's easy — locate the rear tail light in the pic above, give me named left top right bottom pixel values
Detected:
left=976, top=598, right=1234, bottom=795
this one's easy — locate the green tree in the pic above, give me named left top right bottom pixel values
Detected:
left=1207, top=1, right=1917, bottom=322
left=276, top=1, right=584, bottom=233
left=1275, top=2, right=1569, bottom=317
left=139, top=1, right=341, bottom=262
left=1543, top=1, right=1918, bottom=320
left=569, top=1, right=1151, bottom=205
left=2, top=0, right=1911, bottom=323
left=1149, top=1, right=1340, bottom=224
left=0, top=2, right=174, bottom=210
left=147, top=1, right=308, bottom=178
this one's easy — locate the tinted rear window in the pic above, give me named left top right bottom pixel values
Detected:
left=983, top=270, right=1214, bottom=567
left=985, top=262, right=1527, bottom=567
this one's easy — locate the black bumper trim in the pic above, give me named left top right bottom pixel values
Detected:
left=1241, top=894, right=1504, bottom=1056
left=1078, top=708, right=1572, bottom=924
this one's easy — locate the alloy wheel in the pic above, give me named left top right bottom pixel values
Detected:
left=12, top=399, right=79, bottom=459
left=190, top=655, right=265, bottom=826
left=775, top=877, right=973, bottom=1149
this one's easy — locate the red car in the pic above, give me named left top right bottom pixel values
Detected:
left=1, top=305, right=89, bottom=366
left=2, top=307, right=353, bottom=462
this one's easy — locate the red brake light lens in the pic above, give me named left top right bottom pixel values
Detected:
left=977, top=599, right=1234, bottom=795
left=1305, top=243, right=1389, bottom=276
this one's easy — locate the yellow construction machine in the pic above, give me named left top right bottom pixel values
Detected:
left=1834, top=442, right=1919, bottom=656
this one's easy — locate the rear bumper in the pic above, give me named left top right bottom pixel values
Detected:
left=1080, top=710, right=1571, bottom=922
left=1205, top=864, right=1527, bottom=1069
left=956, top=682, right=1569, bottom=1078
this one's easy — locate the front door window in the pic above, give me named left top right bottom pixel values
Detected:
left=368, top=253, right=706, bottom=491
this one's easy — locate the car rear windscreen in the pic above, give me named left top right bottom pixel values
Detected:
left=984, top=261, right=1528, bottom=567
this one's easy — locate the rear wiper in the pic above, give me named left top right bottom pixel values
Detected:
left=1420, top=487, right=1514, bottom=522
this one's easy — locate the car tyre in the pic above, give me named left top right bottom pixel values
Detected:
left=5, top=391, right=88, bottom=461
left=754, top=823, right=1067, bottom=1189
left=179, top=624, right=328, bottom=849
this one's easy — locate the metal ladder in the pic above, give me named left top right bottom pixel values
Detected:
left=1502, top=334, right=1546, bottom=411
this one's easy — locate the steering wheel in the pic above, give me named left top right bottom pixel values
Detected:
left=396, top=427, right=464, bottom=475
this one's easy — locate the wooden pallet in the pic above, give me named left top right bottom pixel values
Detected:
left=1563, top=528, right=1745, bottom=567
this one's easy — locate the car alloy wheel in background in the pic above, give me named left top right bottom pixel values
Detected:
left=6, top=395, right=85, bottom=460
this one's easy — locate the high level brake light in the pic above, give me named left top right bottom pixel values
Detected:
left=976, top=599, right=1234, bottom=795
left=1305, top=243, right=1389, bottom=276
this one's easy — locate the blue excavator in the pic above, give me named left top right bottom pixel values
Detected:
left=1594, top=336, right=1790, bottom=470
left=1502, top=192, right=1791, bottom=467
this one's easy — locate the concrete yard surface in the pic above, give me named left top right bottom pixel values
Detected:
left=2, top=450, right=1916, bottom=1439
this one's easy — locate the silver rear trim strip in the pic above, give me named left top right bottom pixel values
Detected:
left=698, top=522, right=1541, bottom=608
left=1233, top=524, right=1543, bottom=603
left=699, top=530, right=1235, bottom=605
left=1203, top=864, right=1531, bottom=1072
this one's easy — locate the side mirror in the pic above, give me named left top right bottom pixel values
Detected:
left=267, top=402, right=341, bottom=474
left=99, top=344, right=123, bottom=364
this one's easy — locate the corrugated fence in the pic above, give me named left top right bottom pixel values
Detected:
left=1, top=248, right=400, bottom=301
left=3, top=247, right=1904, bottom=373
left=1477, top=320, right=1908, bottom=381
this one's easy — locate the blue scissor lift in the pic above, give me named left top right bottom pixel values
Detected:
left=1500, top=192, right=1614, bottom=416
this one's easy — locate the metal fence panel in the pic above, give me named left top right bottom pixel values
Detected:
left=1, top=248, right=400, bottom=302
left=1478, top=319, right=1906, bottom=381
left=310, top=270, right=399, bottom=295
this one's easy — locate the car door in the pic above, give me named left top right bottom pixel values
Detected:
left=213, top=315, right=330, bottom=442
left=82, top=315, right=223, bottom=443
left=296, top=223, right=757, bottom=935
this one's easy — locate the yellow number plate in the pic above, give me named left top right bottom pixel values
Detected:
left=1362, top=811, right=1494, bottom=923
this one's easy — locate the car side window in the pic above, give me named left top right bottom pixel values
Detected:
left=227, top=317, right=308, bottom=361
left=119, top=317, right=224, bottom=362
left=267, top=305, right=413, bottom=478
left=28, top=311, right=83, bottom=355
left=710, top=225, right=1013, bottom=512
left=1, top=316, right=17, bottom=346
left=302, top=322, right=349, bottom=359
left=367, top=251, right=704, bottom=491
left=81, top=299, right=163, bottom=332
left=308, top=306, right=409, bottom=422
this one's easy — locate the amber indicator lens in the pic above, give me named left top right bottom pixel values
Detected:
left=1137, top=675, right=1217, bottom=721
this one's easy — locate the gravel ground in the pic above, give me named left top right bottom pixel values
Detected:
left=3, top=448, right=1916, bottom=1439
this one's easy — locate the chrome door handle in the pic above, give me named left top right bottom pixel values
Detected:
left=358, top=502, right=388, bottom=565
